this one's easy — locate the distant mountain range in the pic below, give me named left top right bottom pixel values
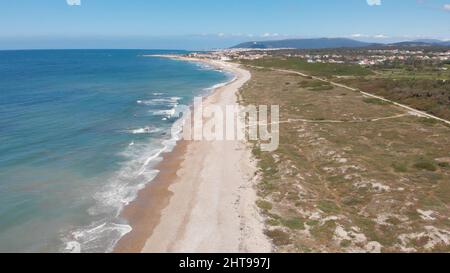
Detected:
left=232, top=38, right=450, bottom=49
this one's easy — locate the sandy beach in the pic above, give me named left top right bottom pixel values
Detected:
left=114, top=57, right=271, bottom=253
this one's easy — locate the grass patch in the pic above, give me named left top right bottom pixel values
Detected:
left=355, top=217, right=396, bottom=246
left=298, top=80, right=334, bottom=91
left=306, top=220, right=320, bottom=227
left=363, top=98, right=389, bottom=105
left=419, top=118, right=439, bottom=125
left=392, top=162, right=408, bottom=173
left=420, top=195, right=444, bottom=208
left=308, top=85, right=334, bottom=91
left=317, top=200, right=341, bottom=214
left=405, top=209, right=421, bottom=221
left=340, top=240, right=352, bottom=248
left=310, top=221, right=337, bottom=242
left=413, top=158, right=437, bottom=172
left=295, top=244, right=313, bottom=253
left=256, top=200, right=273, bottom=211
left=282, top=218, right=305, bottom=230
left=342, top=196, right=364, bottom=206
left=243, top=58, right=373, bottom=77
left=266, top=219, right=280, bottom=226
left=265, top=229, right=291, bottom=246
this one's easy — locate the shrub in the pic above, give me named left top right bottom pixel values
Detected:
left=308, top=85, right=334, bottom=91
left=413, top=158, right=437, bottom=172
left=282, top=218, right=305, bottom=230
left=318, top=200, right=341, bottom=214
left=392, top=162, right=408, bottom=173
left=256, top=200, right=273, bottom=211
left=265, top=229, right=291, bottom=246
left=340, top=240, right=352, bottom=248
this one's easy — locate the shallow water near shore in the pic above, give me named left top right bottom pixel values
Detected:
left=0, top=49, right=231, bottom=252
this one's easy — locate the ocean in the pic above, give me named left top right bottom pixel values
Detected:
left=0, top=50, right=231, bottom=252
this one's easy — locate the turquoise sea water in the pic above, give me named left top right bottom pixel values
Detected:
left=0, top=50, right=230, bottom=252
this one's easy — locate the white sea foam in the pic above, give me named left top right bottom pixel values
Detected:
left=62, top=126, right=183, bottom=252
left=195, top=62, right=214, bottom=70
left=62, top=144, right=162, bottom=252
left=61, top=62, right=229, bottom=253
left=128, top=126, right=160, bottom=135
left=152, top=109, right=177, bottom=118
left=63, top=221, right=132, bottom=253
left=137, top=97, right=181, bottom=106
left=204, top=82, right=228, bottom=91
left=92, top=144, right=163, bottom=216
left=202, top=77, right=236, bottom=94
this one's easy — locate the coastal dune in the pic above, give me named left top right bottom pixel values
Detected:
left=115, top=59, right=271, bottom=253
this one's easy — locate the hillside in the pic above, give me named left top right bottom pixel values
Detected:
left=232, top=38, right=450, bottom=49
left=232, top=38, right=374, bottom=49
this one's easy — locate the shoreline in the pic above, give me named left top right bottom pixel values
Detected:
left=114, top=56, right=271, bottom=253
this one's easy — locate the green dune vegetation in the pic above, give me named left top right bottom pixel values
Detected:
left=240, top=56, right=450, bottom=120
left=241, top=57, right=373, bottom=78
left=239, top=62, right=450, bottom=253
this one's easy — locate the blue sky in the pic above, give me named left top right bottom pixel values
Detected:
left=1, top=0, right=449, bottom=49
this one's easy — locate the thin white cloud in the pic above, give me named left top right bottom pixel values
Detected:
left=261, top=33, right=280, bottom=38
left=351, top=34, right=367, bottom=38
left=367, top=0, right=382, bottom=6
left=444, top=4, right=450, bottom=11
left=374, top=34, right=389, bottom=39
left=349, top=34, right=389, bottom=39
left=67, top=0, right=81, bottom=6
